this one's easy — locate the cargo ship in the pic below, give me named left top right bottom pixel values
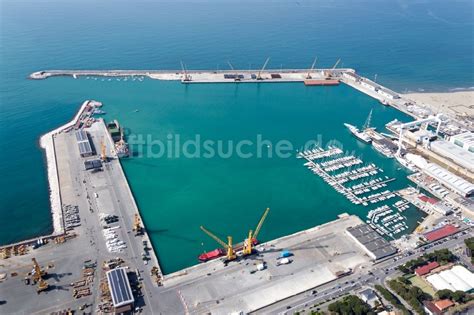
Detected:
left=198, top=239, right=259, bottom=262
left=304, top=79, right=340, bottom=86
left=198, top=248, right=225, bottom=262
left=107, top=120, right=130, bottom=158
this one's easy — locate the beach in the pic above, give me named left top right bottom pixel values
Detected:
left=403, top=91, right=474, bottom=119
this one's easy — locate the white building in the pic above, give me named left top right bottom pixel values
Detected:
left=450, top=131, right=474, bottom=153
left=423, top=163, right=474, bottom=197
left=426, top=265, right=474, bottom=293
left=378, top=88, right=400, bottom=100
left=342, top=72, right=360, bottom=82
left=360, top=80, right=378, bottom=91
left=430, top=140, right=474, bottom=173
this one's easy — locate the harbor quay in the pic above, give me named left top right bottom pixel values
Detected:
left=30, top=66, right=472, bottom=129
left=0, top=100, right=384, bottom=314
left=2, top=65, right=472, bottom=314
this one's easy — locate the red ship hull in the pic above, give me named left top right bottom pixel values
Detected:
left=198, top=239, right=259, bottom=262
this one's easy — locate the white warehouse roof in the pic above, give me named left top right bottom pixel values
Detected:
left=424, top=163, right=474, bottom=197
left=431, top=140, right=474, bottom=172
left=426, top=265, right=474, bottom=292
left=451, top=131, right=474, bottom=149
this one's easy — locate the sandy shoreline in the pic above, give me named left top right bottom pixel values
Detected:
left=403, top=91, right=474, bottom=119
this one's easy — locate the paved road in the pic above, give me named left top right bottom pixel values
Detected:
left=258, top=228, right=473, bottom=314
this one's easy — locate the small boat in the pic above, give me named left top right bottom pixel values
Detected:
left=93, top=109, right=106, bottom=115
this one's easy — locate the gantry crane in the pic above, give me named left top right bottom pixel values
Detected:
left=243, top=207, right=270, bottom=256
left=133, top=213, right=144, bottom=236
left=31, top=258, right=49, bottom=294
left=257, top=57, right=270, bottom=80
left=200, top=226, right=236, bottom=262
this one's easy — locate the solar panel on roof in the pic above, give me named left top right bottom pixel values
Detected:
left=106, top=268, right=134, bottom=307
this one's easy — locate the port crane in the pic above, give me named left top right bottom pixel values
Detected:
left=133, top=213, right=144, bottom=236
left=31, top=258, right=49, bottom=294
left=227, top=61, right=241, bottom=81
left=362, top=109, right=373, bottom=131
left=306, top=57, right=318, bottom=79
left=257, top=57, right=270, bottom=80
left=243, top=207, right=270, bottom=256
left=200, top=226, right=236, bottom=262
left=100, top=138, right=107, bottom=162
left=180, top=61, right=191, bottom=82
left=325, top=58, right=341, bottom=79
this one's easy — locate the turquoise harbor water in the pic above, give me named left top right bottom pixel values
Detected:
left=1, top=0, right=473, bottom=273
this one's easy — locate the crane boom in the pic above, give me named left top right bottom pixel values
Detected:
left=306, top=57, right=317, bottom=79
left=253, top=207, right=270, bottom=240
left=181, top=61, right=190, bottom=82
left=200, top=226, right=228, bottom=249
left=257, top=57, right=271, bottom=80
left=332, top=58, right=341, bottom=70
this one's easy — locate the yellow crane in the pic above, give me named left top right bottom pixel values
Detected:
left=243, top=207, right=270, bottom=256
left=31, top=258, right=49, bottom=294
left=100, top=138, right=107, bottom=162
left=133, top=213, right=144, bottom=236
left=200, top=226, right=236, bottom=262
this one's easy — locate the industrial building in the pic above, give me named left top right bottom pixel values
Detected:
left=342, top=71, right=360, bottom=82
left=430, top=140, right=474, bottom=173
left=84, top=159, right=102, bottom=171
left=377, top=87, right=400, bottom=100
left=426, top=265, right=474, bottom=293
left=346, top=224, right=397, bottom=260
left=75, top=129, right=93, bottom=157
left=360, top=79, right=378, bottom=92
left=450, top=131, right=474, bottom=153
left=424, top=225, right=459, bottom=242
left=423, top=163, right=474, bottom=197
left=106, top=267, right=135, bottom=314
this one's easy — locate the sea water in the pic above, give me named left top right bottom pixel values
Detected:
left=1, top=0, right=473, bottom=273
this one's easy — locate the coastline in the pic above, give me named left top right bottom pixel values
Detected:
left=402, top=91, right=474, bottom=119
left=39, top=100, right=91, bottom=237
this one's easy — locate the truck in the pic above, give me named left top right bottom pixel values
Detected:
left=276, top=258, right=292, bottom=266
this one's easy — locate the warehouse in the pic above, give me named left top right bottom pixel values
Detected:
left=426, top=265, right=474, bottom=293
left=377, top=87, right=400, bottom=100
left=75, top=129, right=94, bottom=157
left=423, top=163, right=474, bottom=197
left=106, top=267, right=135, bottom=314
left=346, top=224, right=397, bottom=260
left=450, top=131, right=474, bottom=153
left=430, top=140, right=474, bottom=173
left=424, top=225, right=459, bottom=242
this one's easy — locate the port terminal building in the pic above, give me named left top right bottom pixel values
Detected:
left=345, top=224, right=397, bottom=260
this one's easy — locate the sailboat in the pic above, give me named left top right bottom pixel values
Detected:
left=344, top=109, right=373, bottom=144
